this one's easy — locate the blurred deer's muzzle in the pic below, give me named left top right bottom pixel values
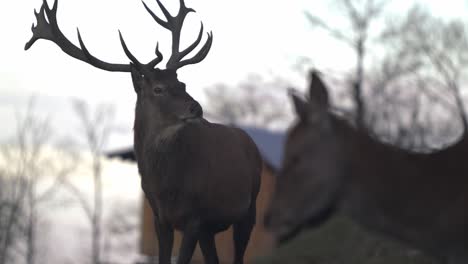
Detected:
left=264, top=210, right=299, bottom=245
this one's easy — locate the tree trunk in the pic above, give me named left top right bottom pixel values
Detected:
left=92, top=159, right=102, bottom=264
left=354, top=38, right=366, bottom=130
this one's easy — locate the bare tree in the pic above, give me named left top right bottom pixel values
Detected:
left=352, top=5, right=468, bottom=150
left=305, top=2, right=468, bottom=149
left=305, top=0, right=387, bottom=128
left=0, top=98, right=78, bottom=264
left=0, top=159, right=26, bottom=264
left=204, top=74, right=292, bottom=129
left=101, top=200, right=139, bottom=263
left=381, top=6, right=468, bottom=133
left=63, top=99, right=115, bottom=264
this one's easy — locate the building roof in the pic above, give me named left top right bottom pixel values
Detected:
left=240, top=127, right=285, bottom=170
left=106, top=126, right=285, bottom=171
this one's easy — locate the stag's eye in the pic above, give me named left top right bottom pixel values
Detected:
left=153, top=87, right=164, bottom=95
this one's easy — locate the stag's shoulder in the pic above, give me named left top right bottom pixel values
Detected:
left=177, top=121, right=259, bottom=153
left=206, top=123, right=258, bottom=144
left=179, top=120, right=242, bottom=139
left=220, top=125, right=262, bottom=163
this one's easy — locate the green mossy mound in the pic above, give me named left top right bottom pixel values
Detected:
left=255, top=216, right=436, bottom=264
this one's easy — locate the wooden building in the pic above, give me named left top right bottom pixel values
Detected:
left=108, top=127, right=284, bottom=263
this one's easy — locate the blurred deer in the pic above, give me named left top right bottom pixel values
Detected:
left=265, top=71, right=468, bottom=264
left=26, top=1, right=262, bottom=264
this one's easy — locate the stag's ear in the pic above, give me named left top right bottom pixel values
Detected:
left=130, top=63, right=144, bottom=93
left=290, top=90, right=309, bottom=121
left=308, top=71, right=329, bottom=108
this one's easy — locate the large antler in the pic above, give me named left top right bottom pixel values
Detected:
left=25, top=0, right=163, bottom=72
left=142, top=0, right=213, bottom=70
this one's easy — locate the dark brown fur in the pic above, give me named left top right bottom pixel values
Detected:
left=265, top=72, right=468, bottom=264
left=136, top=119, right=262, bottom=232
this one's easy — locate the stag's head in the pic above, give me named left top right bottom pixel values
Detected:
left=25, top=0, right=211, bottom=125
left=265, top=71, right=345, bottom=244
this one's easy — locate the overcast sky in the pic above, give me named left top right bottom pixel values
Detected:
left=1, top=0, right=467, bottom=150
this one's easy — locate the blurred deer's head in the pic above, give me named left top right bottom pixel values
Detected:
left=265, top=71, right=344, bottom=243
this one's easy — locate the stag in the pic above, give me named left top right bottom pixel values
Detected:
left=264, top=71, right=468, bottom=264
left=25, top=1, right=262, bottom=264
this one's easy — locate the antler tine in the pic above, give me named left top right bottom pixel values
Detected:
left=148, top=43, right=164, bottom=68
left=26, top=0, right=132, bottom=72
left=75, top=29, right=132, bottom=72
left=118, top=31, right=143, bottom=67
left=25, top=1, right=53, bottom=50
left=117, top=31, right=164, bottom=70
left=142, top=0, right=170, bottom=30
left=169, top=31, right=213, bottom=69
left=178, top=22, right=204, bottom=60
left=143, top=0, right=211, bottom=70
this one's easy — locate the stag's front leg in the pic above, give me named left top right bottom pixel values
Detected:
left=154, top=216, right=174, bottom=264
left=176, top=221, right=200, bottom=264
left=199, top=231, right=219, bottom=264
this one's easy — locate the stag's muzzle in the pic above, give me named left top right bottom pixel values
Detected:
left=180, top=102, right=203, bottom=122
left=189, top=102, right=203, bottom=118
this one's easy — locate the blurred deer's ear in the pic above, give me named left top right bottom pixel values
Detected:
left=130, top=63, right=143, bottom=93
left=308, top=70, right=329, bottom=108
left=289, top=89, right=309, bottom=120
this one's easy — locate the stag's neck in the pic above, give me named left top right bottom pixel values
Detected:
left=134, top=118, right=178, bottom=157
left=133, top=107, right=206, bottom=163
left=133, top=117, right=186, bottom=191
